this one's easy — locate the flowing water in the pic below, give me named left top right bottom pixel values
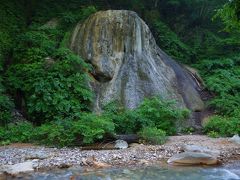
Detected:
left=9, top=161, right=240, bottom=180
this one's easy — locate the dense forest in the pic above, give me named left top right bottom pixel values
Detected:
left=0, top=0, right=239, bottom=147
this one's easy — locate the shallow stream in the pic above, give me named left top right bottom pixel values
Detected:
left=9, top=161, right=240, bottom=180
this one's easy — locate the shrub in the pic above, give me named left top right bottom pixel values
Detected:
left=103, top=102, right=142, bottom=134
left=138, top=127, right=167, bottom=145
left=103, top=97, right=190, bottom=135
left=207, top=131, right=220, bottom=138
left=203, top=115, right=240, bottom=137
left=3, top=122, right=35, bottom=143
left=72, top=113, right=115, bottom=145
left=34, top=121, right=75, bottom=147
left=136, top=97, right=190, bottom=135
left=34, top=113, right=115, bottom=147
left=181, top=127, right=195, bottom=134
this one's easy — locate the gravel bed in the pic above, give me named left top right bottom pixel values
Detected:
left=0, top=135, right=240, bottom=170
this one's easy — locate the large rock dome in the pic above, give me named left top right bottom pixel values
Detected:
left=70, top=10, right=204, bottom=114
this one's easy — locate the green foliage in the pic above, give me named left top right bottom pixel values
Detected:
left=7, top=48, right=93, bottom=123
left=13, top=29, right=60, bottom=63
left=1, top=0, right=240, bottom=146
left=203, top=115, right=240, bottom=137
left=4, top=5, right=97, bottom=124
left=0, top=122, right=35, bottom=143
left=0, top=1, right=26, bottom=125
left=153, top=20, right=194, bottom=63
left=137, top=97, right=190, bottom=135
left=196, top=56, right=240, bottom=115
left=72, top=113, right=115, bottom=145
left=181, top=127, right=195, bottom=134
left=0, top=95, right=14, bottom=126
left=59, top=6, right=97, bottom=29
left=207, top=131, right=220, bottom=138
left=103, top=103, right=142, bottom=134
left=138, top=127, right=167, bottom=145
left=34, top=121, right=75, bottom=147
left=214, top=0, right=240, bottom=32
left=0, top=1, right=25, bottom=61
left=103, top=97, right=190, bottom=135
left=0, top=77, right=14, bottom=125
left=0, top=114, right=115, bottom=147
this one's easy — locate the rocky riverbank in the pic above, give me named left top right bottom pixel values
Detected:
left=0, top=135, right=240, bottom=176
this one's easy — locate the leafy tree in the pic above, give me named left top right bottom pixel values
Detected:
left=215, top=0, right=240, bottom=32
left=7, top=48, right=93, bottom=123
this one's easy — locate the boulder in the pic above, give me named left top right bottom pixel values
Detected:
left=229, top=135, right=240, bottom=145
left=167, top=152, right=218, bottom=165
left=70, top=10, right=204, bottom=124
left=115, top=140, right=128, bottom=149
left=183, top=145, right=220, bottom=157
left=1, top=161, right=34, bottom=175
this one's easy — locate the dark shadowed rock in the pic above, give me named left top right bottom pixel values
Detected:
left=70, top=10, right=204, bottom=125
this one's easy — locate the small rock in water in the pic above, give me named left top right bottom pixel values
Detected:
left=115, top=140, right=128, bottom=149
left=167, top=152, right=218, bottom=165
left=229, top=135, right=240, bottom=145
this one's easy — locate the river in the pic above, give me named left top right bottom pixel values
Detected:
left=8, top=161, right=240, bottom=180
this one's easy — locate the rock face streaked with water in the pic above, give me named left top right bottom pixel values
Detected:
left=70, top=10, right=204, bottom=115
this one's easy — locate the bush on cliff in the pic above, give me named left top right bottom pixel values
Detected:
left=195, top=55, right=240, bottom=116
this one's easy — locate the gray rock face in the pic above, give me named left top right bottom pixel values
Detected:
left=229, top=135, right=240, bottom=145
left=70, top=10, right=204, bottom=113
left=167, top=152, right=218, bottom=165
